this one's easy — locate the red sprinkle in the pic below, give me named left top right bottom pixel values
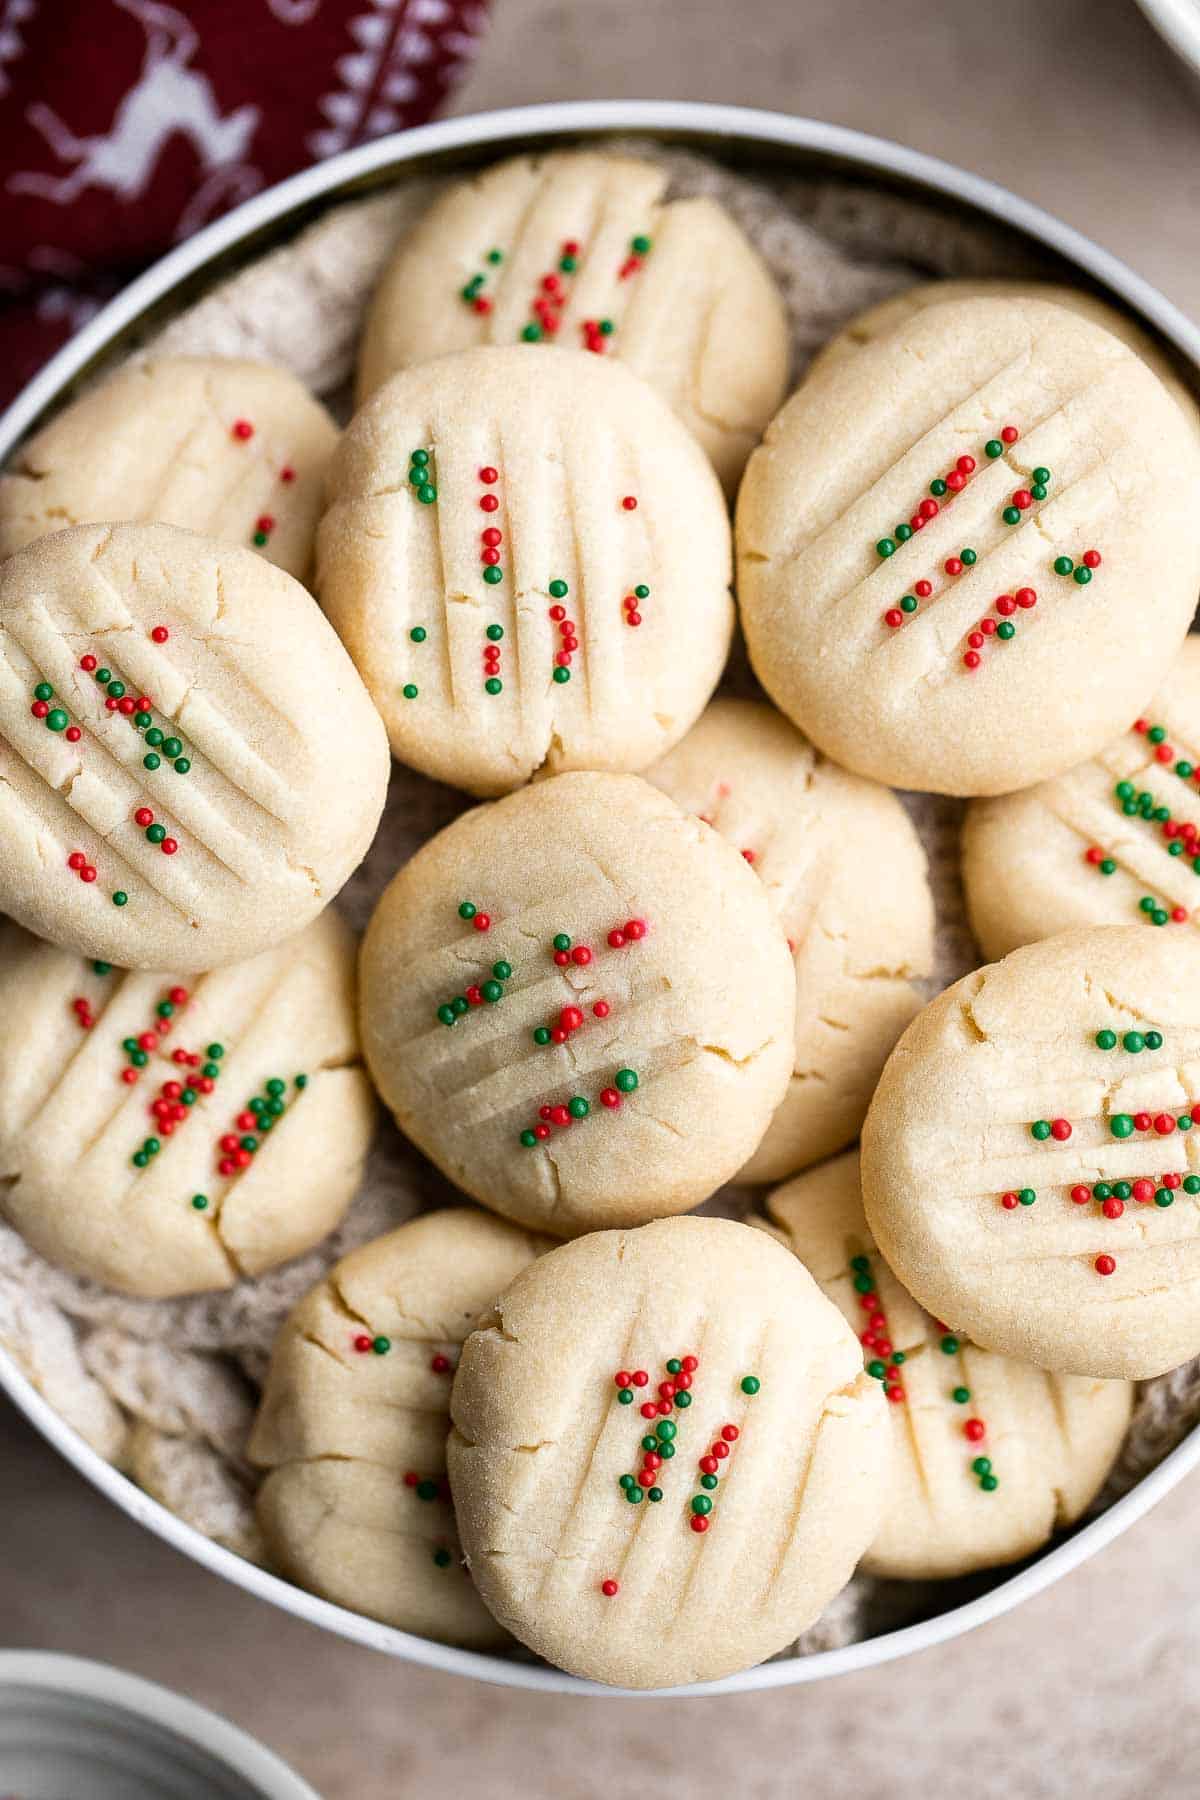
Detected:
left=621, top=496, right=637, bottom=511
left=232, top=420, right=253, bottom=441
left=1051, top=1119, right=1072, bottom=1142
left=1095, top=1255, right=1117, bottom=1276
left=354, top=1335, right=373, bottom=1354
left=1000, top=425, right=1019, bottom=444
left=601, top=1579, right=619, bottom=1597
left=964, top=1419, right=986, bottom=1442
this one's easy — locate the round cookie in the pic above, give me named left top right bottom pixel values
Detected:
left=0, top=522, right=389, bottom=971
left=317, top=345, right=733, bottom=798
left=0, top=911, right=374, bottom=1298
left=862, top=925, right=1200, bottom=1379
left=964, top=637, right=1200, bottom=961
left=250, top=1208, right=548, bottom=1647
left=762, top=1151, right=1132, bottom=1580
left=447, top=1215, right=889, bottom=1688
left=356, top=150, right=790, bottom=493
left=0, top=357, right=338, bottom=580
left=737, top=296, right=1200, bottom=797
left=646, top=699, right=934, bottom=1181
left=807, top=278, right=1200, bottom=444
left=359, top=772, right=795, bottom=1237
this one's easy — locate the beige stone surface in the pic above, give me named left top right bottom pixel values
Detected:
left=6, top=0, right=1200, bottom=1791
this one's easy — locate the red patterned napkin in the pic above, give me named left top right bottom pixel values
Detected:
left=0, top=0, right=490, bottom=404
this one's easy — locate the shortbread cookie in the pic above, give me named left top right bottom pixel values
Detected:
left=448, top=1216, right=889, bottom=1687
left=762, top=1151, right=1132, bottom=1579
left=862, top=926, right=1200, bottom=1379
left=737, top=296, right=1200, bottom=796
left=317, top=345, right=733, bottom=798
left=0, top=912, right=374, bottom=1297
left=963, top=637, right=1200, bottom=961
left=0, top=522, right=389, bottom=971
left=250, top=1208, right=547, bottom=1646
left=646, top=699, right=934, bottom=1181
left=356, top=151, right=790, bottom=492
left=0, top=357, right=338, bottom=579
left=359, top=772, right=795, bottom=1236
left=808, top=278, right=1200, bottom=443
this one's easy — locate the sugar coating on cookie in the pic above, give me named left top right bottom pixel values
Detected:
left=448, top=1216, right=889, bottom=1688
left=0, top=357, right=338, bottom=580
left=862, top=925, right=1200, bottom=1379
left=359, top=772, right=795, bottom=1236
left=646, top=698, right=934, bottom=1181
left=808, top=278, right=1200, bottom=435
left=0, top=522, right=389, bottom=971
left=250, top=1208, right=547, bottom=1647
left=317, top=345, right=733, bottom=798
left=0, top=912, right=374, bottom=1298
left=737, top=296, right=1200, bottom=797
left=356, top=151, right=790, bottom=492
left=762, top=1151, right=1132, bottom=1579
left=964, top=637, right=1200, bottom=961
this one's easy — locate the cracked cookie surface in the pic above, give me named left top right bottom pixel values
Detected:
left=862, top=925, right=1200, bottom=1378
left=359, top=771, right=795, bottom=1235
left=0, top=911, right=374, bottom=1297
left=447, top=1215, right=889, bottom=1688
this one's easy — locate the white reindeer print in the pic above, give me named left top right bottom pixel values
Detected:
left=8, top=0, right=262, bottom=229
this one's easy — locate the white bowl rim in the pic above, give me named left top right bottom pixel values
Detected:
left=1135, top=0, right=1200, bottom=79
left=2, top=96, right=1199, bottom=1699
left=0, top=1648, right=320, bottom=1797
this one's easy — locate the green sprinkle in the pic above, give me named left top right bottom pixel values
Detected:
left=253, top=530, right=268, bottom=547
left=145, top=728, right=162, bottom=748
left=617, top=1388, right=634, bottom=1405
left=134, top=712, right=152, bottom=729
left=984, top=440, right=1003, bottom=459
left=481, top=979, right=503, bottom=1003
left=867, top=1360, right=886, bottom=1379
left=191, top=1194, right=208, bottom=1211
left=411, top=449, right=429, bottom=466
left=112, top=891, right=128, bottom=907
left=433, top=1548, right=452, bottom=1568
left=373, top=1336, right=391, bottom=1356
left=849, top=1255, right=870, bottom=1273
left=438, top=1005, right=457, bottom=1026
left=486, top=623, right=504, bottom=641
left=533, top=1026, right=551, bottom=1046
left=94, top=668, right=111, bottom=685
left=182, top=1089, right=197, bottom=1106
left=144, top=1138, right=160, bottom=1155
left=402, top=683, right=419, bottom=700
left=619, top=1474, right=634, bottom=1490
left=559, top=254, right=577, bottom=273
left=961, top=548, right=977, bottom=565
left=451, top=999, right=468, bottom=1017
left=143, top=754, right=161, bottom=770
left=1156, top=1188, right=1174, bottom=1207
left=953, top=1387, right=971, bottom=1404
left=1031, top=1120, right=1052, bottom=1141
left=207, top=1043, right=224, bottom=1060
left=940, top=1336, right=959, bottom=1355
left=647, top=1487, right=663, bottom=1502
left=1178, top=762, right=1194, bottom=779
left=553, top=666, right=571, bottom=683
left=1113, top=1182, right=1132, bottom=1201
left=1153, top=911, right=1170, bottom=926
left=146, top=823, right=166, bottom=844
left=1018, top=1189, right=1036, bottom=1206
left=691, top=1494, right=712, bottom=1516
left=700, top=1474, right=718, bottom=1490
left=239, top=1136, right=257, bottom=1153
left=1054, top=556, right=1074, bottom=576
left=895, top=523, right=913, bottom=543
left=1181, top=1114, right=1194, bottom=1131
left=930, top=478, right=947, bottom=496
left=675, top=1391, right=692, bottom=1408
left=548, top=579, right=569, bottom=598
left=980, top=1473, right=999, bottom=1491
left=265, top=1099, right=284, bottom=1117
left=93, top=962, right=111, bottom=976
left=599, top=319, right=614, bottom=335
left=666, top=1359, right=682, bottom=1374
left=1123, top=1031, right=1146, bottom=1054
left=1110, top=1114, right=1135, bottom=1139
left=614, top=1068, right=638, bottom=1094
left=853, top=1272, right=874, bottom=1294
left=1094, top=1182, right=1113, bottom=1201
left=155, top=999, right=173, bottom=1018
left=900, top=594, right=918, bottom=613
left=418, top=485, right=437, bottom=505
left=658, top=1442, right=675, bottom=1460
left=162, top=738, right=182, bottom=758
left=173, top=758, right=190, bottom=774
left=1073, top=565, right=1092, bottom=585
left=521, top=323, right=542, bottom=342
left=1003, top=507, right=1021, bottom=525
left=408, top=466, right=425, bottom=486
left=201, top=1063, right=219, bottom=1081
left=1171, top=841, right=1186, bottom=857
left=656, top=1419, right=676, bottom=1442
left=294, top=1074, right=308, bottom=1089
left=875, top=538, right=896, bottom=559
left=487, top=249, right=503, bottom=265
left=1096, top=1030, right=1117, bottom=1049
left=410, top=627, right=427, bottom=643
left=1030, top=484, right=1047, bottom=502
left=634, top=584, right=650, bottom=599
left=996, top=620, right=1015, bottom=640
left=625, top=1485, right=643, bottom=1504
left=568, top=1096, right=589, bottom=1119
left=106, top=680, right=125, bottom=699
left=1032, top=467, right=1050, bottom=484
left=416, top=1479, right=438, bottom=1501
left=740, top=1376, right=760, bottom=1395
left=131, top=1050, right=148, bottom=1068
left=1185, top=1176, right=1200, bottom=1195
left=482, top=566, right=503, bottom=585
left=492, top=961, right=512, bottom=981
left=892, top=1351, right=906, bottom=1365
left=132, top=1152, right=149, bottom=1168
left=972, top=1457, right=992, bottom=1476
left=484, top=677, right=503, bottom=694
left=631, top=235, right=651, bottom=254
left=33, top=681, right=53, bottom=701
